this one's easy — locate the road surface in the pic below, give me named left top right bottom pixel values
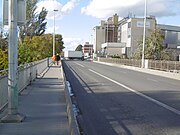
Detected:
left=62, top=60, right=180, bottom=135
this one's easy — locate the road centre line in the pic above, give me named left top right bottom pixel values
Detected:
left=89, top=69, right=180, bottom=116
left=75, top=62, right=85, bottom=67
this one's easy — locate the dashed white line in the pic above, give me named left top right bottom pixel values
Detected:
left=75, top=62, right=85, bottom=67
left=89, top=69, right=180, bottom=116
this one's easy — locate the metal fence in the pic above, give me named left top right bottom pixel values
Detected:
left=0, top=58, right=52, bottom=111
left=98, top=57, right=180, bottom=73
left=148, top=60, right=180, bottom=72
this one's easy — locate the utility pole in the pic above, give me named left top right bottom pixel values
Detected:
left=1, top=0, right=25, bottom=122
left=141, top=0, right=147, bottom=68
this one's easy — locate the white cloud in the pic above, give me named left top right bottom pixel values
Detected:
left=63, top=38, right=84, bottom=51
left=37, top=0, right=79, bottom=20
left=61, top=0, right=78, bottom=13
left=81, top=0, right=177, bottom=19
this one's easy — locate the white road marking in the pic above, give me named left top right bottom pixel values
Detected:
left=75, top=62, right=85, bottom=67
left=147, top=78, right=158, bottom=82
left=89, top=69, right=180, bottom=116
left=110, top=121, right=125, bottom=134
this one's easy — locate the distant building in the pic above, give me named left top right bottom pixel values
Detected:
left=82, top=42, right=93, bottom=56
left=105, top=14, right=119, bottom=43
left=118, top=17, right=180, bottom=59
left=93, top=14, right=119, bottom=56
left=93, top=22, right=106, bottom=55
left=101, top=42, right=125, bottom=56
left=93, top=14, right=180, bottom=59
left=157, top=24, right=180, bottom=48
left=157, top=24, right=180, bottom=60
left=118, top=16, right=156, bottom=58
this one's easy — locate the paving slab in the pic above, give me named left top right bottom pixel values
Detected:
left=0, top=65, right=69, bottom=135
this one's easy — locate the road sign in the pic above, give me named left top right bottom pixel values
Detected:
left=3, top=0, right=26, bottom=26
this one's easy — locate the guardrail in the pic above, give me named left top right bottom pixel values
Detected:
left=61, top=63, right=80, bottom=135
left=98, top=57, right=180, bottom=73
left=0, top=58, right=52, bottom=111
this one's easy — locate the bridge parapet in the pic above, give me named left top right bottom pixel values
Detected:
left=0, top=58, right=52, bottom=112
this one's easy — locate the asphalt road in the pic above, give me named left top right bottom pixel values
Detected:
left=62, top=60, right=180, bottom=135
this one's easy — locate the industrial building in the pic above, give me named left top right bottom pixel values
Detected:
left=157, top=24, right=180, bottom=49
left=118, top=16, right=156, bottom=58
left=93, top=14, right=119, bottom=57
left=157, top=24, right=180, bottom=60
left=93, top=14, right=180, bottom=59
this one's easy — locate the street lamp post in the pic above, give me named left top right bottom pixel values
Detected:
left=106, top=21, right=109, bottom=57
left=53, top=9, right=58, bottom=56
left=90, top=34, right=93, bottom=57
left=141, top=0, right=147, bottom=68
left=1, top=0, right=25, bottom=123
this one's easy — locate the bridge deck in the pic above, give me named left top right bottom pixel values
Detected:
left=0, top=65, right=69, bottom=135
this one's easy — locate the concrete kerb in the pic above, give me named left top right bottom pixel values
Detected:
left=61, top=64, right=80, bottom=135
left=94, top=61, right=180, bottom=81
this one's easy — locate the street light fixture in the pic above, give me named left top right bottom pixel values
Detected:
left=53, top=9, right=58, bottom=56
left=141, top=0, right=147, bottom=68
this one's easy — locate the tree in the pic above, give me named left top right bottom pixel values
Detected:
left=55, top=34, right=65, bottom=53
left=133, top=28, right=170, bottom=60
left=17, top=0, right=49, bottom=65
left=19, top=0, right=48, bottom=40
left=0, top=36, right=8, bottom=50
left=0, top=1, right=50, bottom=69
left=0, top=49, right=8, bottom=70
left=0, top=32, right=8, bottom=70
left=18, top=34, right=64, bottom=64
left=18, top=34, right=51, bottom=64
left=33, top=7, right=48, bottom=36
left=145, top=29, right=164, bottom=60
left=75, top=44, right=83, bottom=51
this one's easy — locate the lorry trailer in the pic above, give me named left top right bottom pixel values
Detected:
left=64, top=51, right=84, bottom=60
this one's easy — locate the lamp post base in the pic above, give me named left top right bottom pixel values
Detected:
left=1, top=113, right=25, bottom=123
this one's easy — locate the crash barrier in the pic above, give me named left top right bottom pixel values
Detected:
left=98, top=57, right=180, bottom=73
left=0, top=58, right=52, bottom=111
left=61, top=66, right=80, bottom=135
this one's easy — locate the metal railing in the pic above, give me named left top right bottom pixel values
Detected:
left=0, top=58, right=52, bottom=111
left=98, top=57, right=180, bottom=73
left=148, top=60, right=180, bottom=72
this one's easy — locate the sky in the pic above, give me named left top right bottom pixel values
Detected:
left=1, top=0, right=180, bottom=51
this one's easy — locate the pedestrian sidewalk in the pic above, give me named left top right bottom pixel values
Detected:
left=0, top=65, right=69, bottom=135
left=95, top=61, right=180, bottom=80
